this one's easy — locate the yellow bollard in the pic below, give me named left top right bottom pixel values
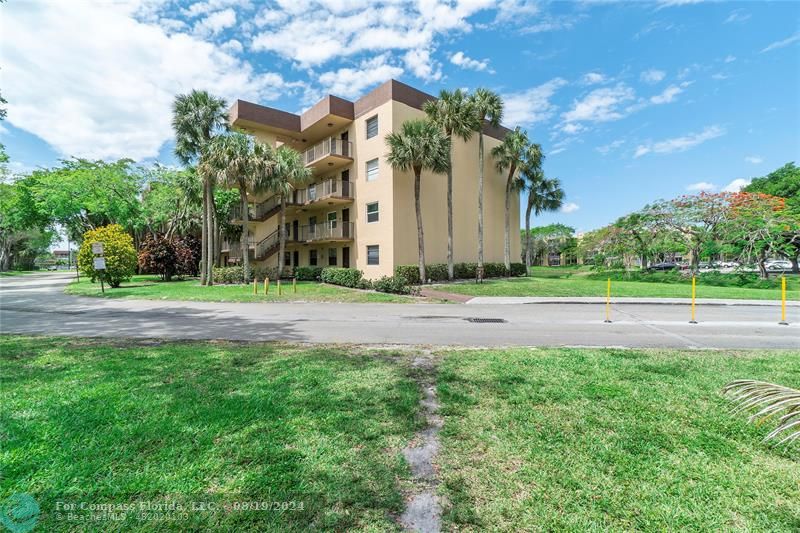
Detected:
left=779, top=276, right=789, bottom=325
left=604, top=277, right=612, bottom=323
left=264, top=277, right=269, bottom=295
left=253, top=277, right=258, bottom=295
left=278, top=279, right=282, bottom=296
left=689, top=276, right=697, bottom=324
left=293, top=277, right=297, bottom=293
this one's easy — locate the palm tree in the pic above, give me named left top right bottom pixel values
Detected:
left=386, top=119, right=451, bottom=284
left=522, top=168, right=564, bottom=268
left=492, top=128, right=538, bottom=271
left=468, top=89, right=503, bottom=280
left=172, top=90, right=228, bottom=285
left=423, top=89, right=477, bottom=280
left=723, top=380, right=800, bottom=446
left=199, top=132, right=275, bottom=282
left=272, top=146, right=312, bottom=277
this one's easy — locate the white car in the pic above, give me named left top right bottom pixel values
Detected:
left=766, top=260, right=793, bottom=272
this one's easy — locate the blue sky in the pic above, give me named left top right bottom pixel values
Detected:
left=1, top=0, right=798, bottom=234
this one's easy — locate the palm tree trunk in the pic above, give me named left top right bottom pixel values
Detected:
left=414, top=170, right=426, bottom=284
left=277, top=195, right=286, bottom=277
left=200, top=179, right=208, bottom=285
left=212, top=211, right=220, bottom=268
left=504, top=175, right=512, bottom=272
left=525, top=201, right=533, bottom=270
left=239, top=187, right=250, bottom=283
left=477, top=131, right=485, bottom=280
left=446, top=154, right=454, bottom=281
left=205, top=182, right=215, bottom=286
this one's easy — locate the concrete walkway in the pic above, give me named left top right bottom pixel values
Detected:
left=1, top=272, right=798, bottom=349
left=467, top=296, right=799, bottom=306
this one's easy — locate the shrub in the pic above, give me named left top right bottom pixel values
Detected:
left=509, top=263, right=527, bottom=277
left=138, top=234, right=178, bottom=281
left=395, top=265, right=421, bottom=284
left=212, top=266, right=244, bottom=284
left=483, top=262, right=507, bottom=278
left=174, top=235, right=201, bottom=277
left=295, top=266, right=323, bottom=281
left=320, top=267, right=363, bottom=288
left=77, top=224, right=137, bottom=288
left=426, top=264, right=449, bottom=282
left=373, top=275, right=417, bottom=295
left=357, top=279, right=374, bottom=290
left=453, top=262, right=477, bottom=280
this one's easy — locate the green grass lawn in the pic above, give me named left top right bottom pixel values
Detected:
left=437, top=347, right=800, bottom=531
left=64, top=275, right=413, bottom=303
left=433, top=272, right=799, bottom=300
left=0, top=270, right=43, bottom=277
left=1, top=336, right=421, bottom=531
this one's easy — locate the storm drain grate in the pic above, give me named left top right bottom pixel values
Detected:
left=465, top=317, right=507, bottom=324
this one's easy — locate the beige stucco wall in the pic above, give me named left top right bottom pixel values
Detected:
left=391, top=101, right=520, bottom=273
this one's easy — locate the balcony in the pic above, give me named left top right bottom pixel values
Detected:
left=230, top=195, right=282, bottom=222
left=224, top=238, right=256, bottom=261
left=303, top=137, right=353, bottom=175
left=294, top=178, right=355, bottom=208
left=295, top=221, right=355, bottom=243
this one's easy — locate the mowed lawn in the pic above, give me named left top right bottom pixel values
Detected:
left=65, top=275, right=413, bottom=303
left=437, top=348, right=800, bottom=531
left=1, top=336, right=421, bottom=531
left=434, top=269, right=798, bottom=301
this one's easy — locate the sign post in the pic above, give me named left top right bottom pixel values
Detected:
left=92, top=242, right=106, bottom=294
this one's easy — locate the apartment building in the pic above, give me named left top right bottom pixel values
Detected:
left=223, top=79, right=520, bottom=279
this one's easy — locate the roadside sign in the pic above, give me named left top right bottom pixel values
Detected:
left=91, top=242, right=104, bottom=254
left=93, top=257, right=107, bottom=270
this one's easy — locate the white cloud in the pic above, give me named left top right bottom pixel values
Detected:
left=0, top=0, right=303, bottom=160
left=406, top=49, right=442, bottom=81
left=549, top=147, right=566, bottom=155
left=449, top=51, right=492, bottom=73
left=503, top=78, right=568, bottom=126
left=761, top=32, right=800, bottom=53
left=596, top=139, right=625, bottom=154
left=744, top=155, right=763, bottom=164
left=318, top=54, right=404, bottom=100
left=560, top=202, right=580, bottom=213
left=220, top=39, right=243, bottom=54
left=724, top=55, right=736, bottom=63
left=582, top=72, right=606, bottom=85
left=193, top=8, right=236, bottom=37
left=723, top=178, right=751, bottom=192
left=686, top=181, right=716, bottom=192
left=640, top=69, right=666, bottom=84
left=711, top=73, right=729, bottom=80
left=657, top=0, right=706, bottom=7
left=724, top=9, right=751, bottom=24
left=562, top=84, right=635, bottom=124
left=634, top=125, right=725, bottom=158
left=650, top=82, right=689, bottom=104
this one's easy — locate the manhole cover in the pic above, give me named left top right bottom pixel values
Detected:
left=465, top=317, right=506, bottom=323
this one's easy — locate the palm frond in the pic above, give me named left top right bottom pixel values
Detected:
left=722, top=379, right=800, bottom=446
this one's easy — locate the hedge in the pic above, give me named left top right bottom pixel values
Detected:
left=587, top=269, right=781, bottom=289
left=212, top=266, right=244, bottom=284
left=320, top=267, right=363, bottom=288
left=294, top=266, right=323, bottom=281
left=395, top=262, right=527, bottom=284
left=372, top=275, right=417, bottom=295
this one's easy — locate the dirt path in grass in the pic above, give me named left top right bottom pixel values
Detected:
left=399, top=354, right=442, bottom=532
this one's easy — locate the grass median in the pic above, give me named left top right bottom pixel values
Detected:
left=65, top=274, right=413, bottom=303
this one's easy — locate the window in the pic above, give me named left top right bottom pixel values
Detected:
left=327, top=211, right=337, bottom=229
left=366, top=159, right=379, bottom=182
left=284, top=252, right=291, bottom=266
left=367, top=245, right=379, bottom=266
left=309, top=249, right=318, bottom=266
left=308, top=183, right=317, bottom=201
left=328, top=247, right=337, bottom=266
left=366, top=202, right=379, bottom=223
left=366, top=115, right=378, bottom=139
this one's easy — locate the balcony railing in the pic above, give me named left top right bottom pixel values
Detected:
left=231, top=194, right=282, bottom=221
left=298, top=221, right=354, bottom=242
left=295, top=178, right=354, bottom=204
left=303, top=137, right=352, bottom=165
left=226, top=238, right=256, bottom=259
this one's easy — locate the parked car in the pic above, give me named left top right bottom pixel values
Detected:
left=766, top=260, right=792, bottom=272
left=648, top=262, right=678, bottom=271
left=47, top=265, right=58, bottom=271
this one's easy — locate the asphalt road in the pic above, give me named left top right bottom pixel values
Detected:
left=1, top=272, right=798, bottom=349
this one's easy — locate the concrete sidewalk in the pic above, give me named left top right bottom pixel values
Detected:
left=466, top=296, right=799, bottom=306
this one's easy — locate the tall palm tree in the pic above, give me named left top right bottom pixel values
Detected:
left=522, top=168, right=564, bottom=268
left=172, top=90, right=228, bottom=285
left=199, top=132, right=275, bottom=282
left=423, top=89, right=477, bottom=280
left=468, top=89, right=503, bottom=279
left=492, top=128, right=537, bottom=271
left=386, top=119, right=451, bottom=284
left=273, top=146, right=312, bottom=276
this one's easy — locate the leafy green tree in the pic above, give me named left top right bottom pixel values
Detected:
left=423, top=89, right=477, bottom=280
left=612, top=211, right=660, bottom=269
left=139, top=165, right=201, bottom=239
left=468, top=89, right=503, bottom=278
left=386, top=119, right=451, bottom=283
left=521, top=223, right=574, bottom=266
left=77, top=224, right=137, bottom=287
left=272, top=145, right=311, bottom=276
left=521, top=167, right=564, bottom=267
left=172, top=90, right=228, bottom=285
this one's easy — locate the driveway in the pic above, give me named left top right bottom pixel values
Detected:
left=1, top=272, right=798, bottom=349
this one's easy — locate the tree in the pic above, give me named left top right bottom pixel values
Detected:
left=0, top=178, right=53, bottom=271
left=423, top=89, right=477, bottom=280
left=522, top=168, right=564, bottom=268
left=139, top=165, right=202, bottom=240
left=172, top=90, right=228, bottom=285
left=468, top=89, right=503, bottom=279
left=272, top=145, right=311, bottom=276
left=521, top=224, right=574, bottom=266
left=199, top=132, right=275, bottom=281
left=723, top=380, right=800, bottom=446
left=492, top=128, right=537, bottom=271
left=386, top=119, right=451, bottom=283
left=612, top=211, right=659, bottom=269
left=77, top=224, right=137, bottom=287
left=138, top=234, right=201, bottom=281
